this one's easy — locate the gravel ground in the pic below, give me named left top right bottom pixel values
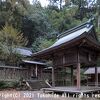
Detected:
left=0, top=90, right=99, bottom=100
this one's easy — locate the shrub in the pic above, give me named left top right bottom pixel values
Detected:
left=0, top=81, right=19, bottom=89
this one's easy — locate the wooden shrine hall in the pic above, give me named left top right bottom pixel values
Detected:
left=33, top=19, right=100, bottom=93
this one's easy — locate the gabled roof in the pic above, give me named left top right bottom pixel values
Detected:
left=33, top=19, right=100, bottom=58
left=84, top=67, right=100, bottom=74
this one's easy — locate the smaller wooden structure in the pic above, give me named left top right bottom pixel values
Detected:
left=0, top=60, right=47, bottom=81
left=84, top=67, right=100, bottom=86
left=20, top=60, right=47, bottom=80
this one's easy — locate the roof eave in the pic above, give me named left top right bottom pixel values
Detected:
left=33, top=33, right=87, bottom=58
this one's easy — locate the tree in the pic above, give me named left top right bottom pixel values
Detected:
left=0, top=23, right=28, bottom=65
left=46, top=6, right=81, bottom=33
left=32, top=37, right=55, bottom=52
left=48, top=0, right=64, bottom=9
left=0, top=0, right=29, bottom=29
left=96, top=0, right=100, bottom=29
left=21, top=2, right=52, bottom=46
left=70, top=0, right=97, bottom=20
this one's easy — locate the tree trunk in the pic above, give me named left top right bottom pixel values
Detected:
left=60, top=0, right=62, bottom=10
left=98, top=16, right=100, bottom=29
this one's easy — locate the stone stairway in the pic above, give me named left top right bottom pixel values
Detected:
left=26, top=80, right=50, bottom=90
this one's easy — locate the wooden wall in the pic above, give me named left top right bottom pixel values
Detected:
left=53, top=48, right=77, bottom=67
left=0, top=65, right=49, bottom=81
left=79, top=47, right=98, bottom=66
left=53, top=46, right=98, bottom=68
left=0, top=67, right=29, bottom=81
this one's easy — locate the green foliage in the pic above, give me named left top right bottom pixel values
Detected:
left=97, top=28, right=100, bottom=41
left=21, top=3, right=52, bottom=46
left=0, top=23, right=28, bottom=65
left=0, top=0, right=29, bottom=28
left=0, top=0, right=99, bottom=54
left=46, top=6, right=82, bottom=32
left=0, top=23, right=27, bottom=46
left=32, top=37, right=55, bottom=52
left=0, top=81, right=19, bottom=89
left=0, top=81, right=7, bottom=89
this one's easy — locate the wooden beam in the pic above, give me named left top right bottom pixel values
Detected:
left=95, top=66, right=98, bottom=87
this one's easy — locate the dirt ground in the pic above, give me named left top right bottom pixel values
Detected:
left=0, top=90, right=99, bottom=100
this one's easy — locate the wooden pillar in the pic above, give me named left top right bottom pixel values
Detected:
left=87, top=75, right=88, bottom=86
left=40, top=68, right=43, bottom=80
left=4, top=68, right=6, bottom=80
left=95, top=66, right=98, bottom=87
left=28, top=67, right=30, bottom=79
left=71, top=66, right=74, bottom=86
left=52, top=66, right=55, bottom=87
left=0, top=69, right=2, bottom=79
left=76, top=48, right=81, bottom=90
left=31, top=66, right=33, bottom=77
left=14, top=68, right=16, bottom=79
left=11, top=69, right=12, bottom=79
left=76, top=63, right=81, bottom=90
left=35, top=64, right=38, bottom=78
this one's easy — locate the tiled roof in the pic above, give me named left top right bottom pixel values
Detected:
left=51, top=25, right=93, bottom=48
left=15, top=48, right=32, bottom=56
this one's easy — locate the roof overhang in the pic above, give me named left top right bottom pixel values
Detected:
left=33, top=36, right=100, bottom=59
left=33, top=36, right=85, bottom=59
left=21, top=60, right=46, bottom=66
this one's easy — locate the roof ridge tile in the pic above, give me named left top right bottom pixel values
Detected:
left=58, top=19, right=94, bottom=39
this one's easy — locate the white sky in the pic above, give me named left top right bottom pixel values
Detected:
left=29, top=0, right=97, bottom=7
left=29, top=0, right=49, bottom=7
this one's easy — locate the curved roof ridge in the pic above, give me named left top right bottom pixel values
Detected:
left=51, top=25, right=93, bottom=47
left=58, top=18, right=94, bottom=39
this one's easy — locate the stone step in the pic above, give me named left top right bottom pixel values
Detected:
left=27, top=80, right=50, bottom=90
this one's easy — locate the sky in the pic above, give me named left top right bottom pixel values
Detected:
left=29, top=0, right=49, bottom=7
left=29, top=0, right=97, bottom=7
